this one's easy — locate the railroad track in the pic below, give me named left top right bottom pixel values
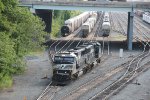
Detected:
left=57, top=13, right=149, bottom=100
left=66, top=11, right=103, bottom=50
left=121, top=13, right=149, bottom=41
left=85, top=11, right=103, bottom=41
left=89, top=49, right=150, bottom=100
left=125, top=13, right=150, bottom=39
left=134, top=15, right=150, bottom=34
left=94, top=12, right=103, bottom=37
left=112, top=12, right=149, bottom=45
left=45, top=11, right=104, bottom=100
left=110, top=12, right=125, bottom=35
left=119, top=12, right=149, bottom=42
left=49, top=12, right=104, bottom=57
left=46, top=12, right=150, bottom=100
left=50, top=49, right=149, bottom=100
left=55, top=54, right=133, bottom=100
left=88, top=17, right=150, bottom=99
left=36, top=82, right=61, bottom=100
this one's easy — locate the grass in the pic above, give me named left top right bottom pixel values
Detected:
left=28, top=48, right=45, bottom=56
left=0, top=75, right=13, bottom=89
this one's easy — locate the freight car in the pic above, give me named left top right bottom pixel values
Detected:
left=61, top=12, right=90, bottom=37
left=143, top=12, right=150, bottom=24
left=81, top=12, right=98, bottom=38
left=52, top=42, right=101, bottom=84
left=101, top=12, right=110, bottom=37
left=135, top=10, right=144, bottom=17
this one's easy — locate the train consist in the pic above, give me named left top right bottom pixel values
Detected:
left=135, top=10, right=150, bottom=24
left=52, top=42, right=101, bottom=84
left=61, top=12, right=90, bottom=37
left=81, top=12, right=98, bottom=38
left=101, top=12, right=110, bottom=37
left=61, top=11, right=111, bottom=38
left=143, top=12, right=150, bottom=24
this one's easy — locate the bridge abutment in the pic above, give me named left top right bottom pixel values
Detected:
left=35, top=9, right=52, bottom=33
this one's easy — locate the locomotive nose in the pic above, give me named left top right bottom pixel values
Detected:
left=61, top=26, right=70, bottom=37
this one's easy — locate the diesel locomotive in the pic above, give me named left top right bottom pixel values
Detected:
left=52, top=42, right=101, bottom=84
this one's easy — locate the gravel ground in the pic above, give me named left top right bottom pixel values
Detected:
left=77, top=69, right=126, bottom=100
left=78, top=51, right=150, bottom=100
left=110, top=54, right=150, bottom=100
left=0, top=48, right=148, bottom=100
left=0, top=51, right=52, bottom=100
left=53, top=50, right=141, bottom=100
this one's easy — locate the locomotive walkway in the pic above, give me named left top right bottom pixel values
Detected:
left=19, top=0, right=150, bottom=12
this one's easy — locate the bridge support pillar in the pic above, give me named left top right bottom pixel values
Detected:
left=35, top=9, right=52, bottom=33
left=127, top=11, right=134, bottom=50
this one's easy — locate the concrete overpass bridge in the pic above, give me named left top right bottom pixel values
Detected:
left=19, top=0, right=150, bottom=50
left=19, top=0, right=150, bottom=12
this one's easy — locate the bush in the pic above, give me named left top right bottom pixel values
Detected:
left=0, top=75, right=12, bottom=89
left=0, top=0, right=46, bottom=89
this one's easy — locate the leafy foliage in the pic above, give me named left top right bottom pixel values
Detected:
left=0, top=0, right=46, bottom=88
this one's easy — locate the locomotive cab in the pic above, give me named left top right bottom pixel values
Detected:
left=52, top=53, right=77, bottom=84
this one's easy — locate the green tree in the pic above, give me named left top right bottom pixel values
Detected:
left=0, top=0, right=46, bottom=88
left=0, top=32, right=18, bottom=88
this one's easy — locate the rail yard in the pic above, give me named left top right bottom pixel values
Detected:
left=35, top=11, right=150, bottom=100
left=0, top=0, right=150, bottom=100
left=0, top=10, right=149, bottom=100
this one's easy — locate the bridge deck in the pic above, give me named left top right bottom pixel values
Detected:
left=19, top=1, right=150, bottom=12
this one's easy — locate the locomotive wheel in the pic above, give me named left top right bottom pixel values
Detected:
left=96, top=58, right=101, bottom=63
left=83, top=67, right=87, bottom=74
left=87, top=64, right=92, bottom=71
left=91, top=63, right=94, bottom=69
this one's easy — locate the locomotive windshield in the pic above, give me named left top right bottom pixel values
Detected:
left=54, top=56, right=75, bottom=64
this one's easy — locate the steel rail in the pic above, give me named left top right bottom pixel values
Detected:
left=88, top=12, right=150, bottom=100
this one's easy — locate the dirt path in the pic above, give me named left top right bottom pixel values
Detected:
left=0, top=51, right=52, bottom=100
